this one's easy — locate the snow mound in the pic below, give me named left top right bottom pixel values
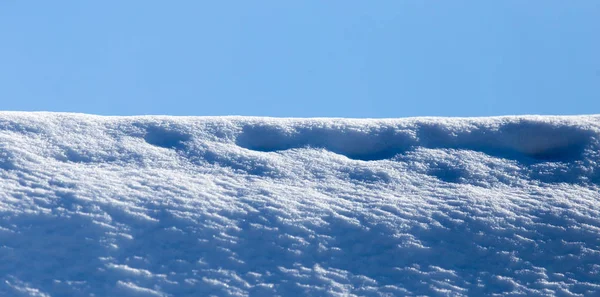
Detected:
left=236, top=118, right=595, bottom=162
left=1, top=112, right=600, bottom=297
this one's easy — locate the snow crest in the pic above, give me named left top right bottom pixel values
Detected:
left=1, top=112, right=599, bottom=296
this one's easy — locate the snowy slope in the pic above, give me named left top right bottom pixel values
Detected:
left=1, top=112, right=600, bottom=297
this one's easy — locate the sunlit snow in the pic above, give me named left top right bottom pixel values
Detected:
left=1, top=112, right=599, bottom=296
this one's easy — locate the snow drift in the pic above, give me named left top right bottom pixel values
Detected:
left=1, top=112, right=599, bottom=296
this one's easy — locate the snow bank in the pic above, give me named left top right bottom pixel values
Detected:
left=1, top=112, right=599, bottom=296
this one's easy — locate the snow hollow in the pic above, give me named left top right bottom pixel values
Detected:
left=1, top=112, right=600, bottom=297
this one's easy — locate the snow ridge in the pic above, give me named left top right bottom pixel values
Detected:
left=1, top=112, right=599, bottom=296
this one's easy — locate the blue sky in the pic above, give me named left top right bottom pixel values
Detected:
left=1, top=1, right=598, bottom=117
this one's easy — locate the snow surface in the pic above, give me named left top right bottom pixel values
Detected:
left=1, top=112, right=600, bottom=297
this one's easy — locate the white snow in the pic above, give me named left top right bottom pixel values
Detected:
left=1, top=112, right=599, bottom=296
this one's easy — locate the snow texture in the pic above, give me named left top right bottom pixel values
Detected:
left=1, top=112, right=600, bottom=297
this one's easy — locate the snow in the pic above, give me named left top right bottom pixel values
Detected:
left=1, top=112, right=599, bottom=296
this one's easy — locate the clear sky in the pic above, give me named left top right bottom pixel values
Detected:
left=1, top=1, right=598, bottom=117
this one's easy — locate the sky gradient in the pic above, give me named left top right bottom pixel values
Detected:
left=1, top=1, right=598, bottom=117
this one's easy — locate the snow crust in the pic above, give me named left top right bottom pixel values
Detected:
left=1, top=112, right=599, bottom=296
